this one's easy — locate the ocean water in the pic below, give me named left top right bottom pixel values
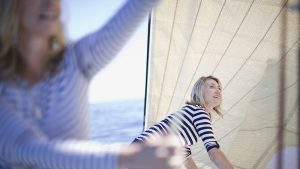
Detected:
left=89, top=99, right=145, bottom=144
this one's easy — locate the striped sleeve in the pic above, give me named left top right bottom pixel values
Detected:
left=191, top=106, right=220, bottom=152
left=71, top=0, right=159, bottom=80
left=0, top=101, right=120, bottom=169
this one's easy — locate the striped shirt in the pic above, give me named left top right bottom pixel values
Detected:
left=0, top=0, right=158, bottom=169
left=133, top=104, right=220, bottom=157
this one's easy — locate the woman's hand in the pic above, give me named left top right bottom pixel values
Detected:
left=118, top=136, right=182, bottom=169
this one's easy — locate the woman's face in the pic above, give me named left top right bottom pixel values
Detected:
left=202, top=79, right=222, bottom=108
left=19, top=0, right=61, bottom=37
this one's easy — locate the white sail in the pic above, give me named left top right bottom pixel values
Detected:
left=146, top=0, right=299, bottom=168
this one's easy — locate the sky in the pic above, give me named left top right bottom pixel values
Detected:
left=62, top=0, right=149, bottom=103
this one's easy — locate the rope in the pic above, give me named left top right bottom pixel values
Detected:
left=277, top=0, right=287, bottom=168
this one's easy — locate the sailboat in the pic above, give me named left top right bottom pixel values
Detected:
left=145, top=0, right=299, bottom=168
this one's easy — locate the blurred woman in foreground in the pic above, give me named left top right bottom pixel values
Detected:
left=0, top=0, right=181, bottom=169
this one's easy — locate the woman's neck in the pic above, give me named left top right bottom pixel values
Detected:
left=18, top=34, right=50, bottom=84
left=204, top=104, right=214, bottom=113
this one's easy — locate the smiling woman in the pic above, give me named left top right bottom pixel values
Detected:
left=132, top=75, right=234, bottom=169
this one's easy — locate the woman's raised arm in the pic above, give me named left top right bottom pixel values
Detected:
left=71, top=0, right=160, bottom=80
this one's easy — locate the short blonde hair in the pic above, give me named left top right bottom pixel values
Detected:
left=186, top=75, right=222, bottom=117
left=0, top=0, right=66, bottom=80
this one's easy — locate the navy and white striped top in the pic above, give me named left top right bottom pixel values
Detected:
left=0, top=0, right=159, bottom=169
left=133, top=104, right=220, bottom=157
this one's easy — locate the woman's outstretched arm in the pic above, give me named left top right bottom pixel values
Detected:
left=71, top=0, right=160, bottom=80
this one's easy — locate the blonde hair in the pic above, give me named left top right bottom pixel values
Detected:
left=0, top=0, right=66, bottom=80
left=186, top=75, right=222, bottom=117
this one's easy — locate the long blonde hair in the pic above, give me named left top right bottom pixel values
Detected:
left=186, top=75, right=223, bottom=117
left=0, top=0, right=66, bottom=80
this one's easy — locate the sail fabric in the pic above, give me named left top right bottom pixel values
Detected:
left=146, top=0, right=299, bottom=168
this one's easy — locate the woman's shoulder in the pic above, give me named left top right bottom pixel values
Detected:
left=52, top=44, right=80, bottom=73
left=181, top=104, right=212, bottom=121
left=180, top=104, right=208, bottom=116
left=182, top=104, right=205, bottom=112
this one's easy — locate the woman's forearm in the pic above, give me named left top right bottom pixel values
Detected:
left=183, top=156, right=198, bottom=169
left=209, top=148, right=234, bottom=169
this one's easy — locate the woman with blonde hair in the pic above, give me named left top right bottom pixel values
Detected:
left=132, top=75, right=234, bottom=169
left=0, top=0, right=181, bottom=169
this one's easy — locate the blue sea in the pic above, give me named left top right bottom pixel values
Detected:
left=89, top=99, right=145, bottom=144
